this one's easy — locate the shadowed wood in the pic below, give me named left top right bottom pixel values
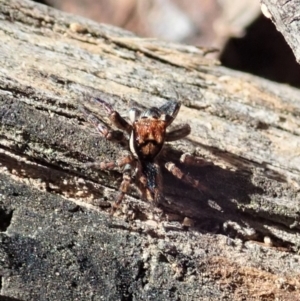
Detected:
left=0, top=1, right=300, bottom=300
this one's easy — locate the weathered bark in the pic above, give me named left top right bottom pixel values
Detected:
left=261, top=0, right=300, bottom=64
left=0, top=0, right=300, bottom=300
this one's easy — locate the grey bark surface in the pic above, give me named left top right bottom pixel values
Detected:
left=0, top=0, right=300, bottom=300
left=261, top=0, right=300, bottom=64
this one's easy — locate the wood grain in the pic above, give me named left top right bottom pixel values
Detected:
left=0, top=1, right=300, bottom=300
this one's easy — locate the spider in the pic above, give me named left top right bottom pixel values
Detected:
left=81, top=97, right=202, bottom=215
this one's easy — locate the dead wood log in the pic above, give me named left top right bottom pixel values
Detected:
left=261, top=0, right=300, bottom=64
left=0, top=0, right=300, bottom=300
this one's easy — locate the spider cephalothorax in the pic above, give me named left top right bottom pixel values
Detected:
left=81, top=97, right=193, bottom=215
left=129, top=102, right=180, bottom=159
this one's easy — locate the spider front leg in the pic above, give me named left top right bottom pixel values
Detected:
left=85, top=150, right=134, bottom=171
left=166, top=124, right=191, bottom=141
left=91, top=97, right=132, bottom=135
left=80, top=105, right=127, bottom=144
left=159, top=100, right=181, bottom=126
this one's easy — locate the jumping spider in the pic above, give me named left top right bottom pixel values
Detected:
left=81, top=97, right=201, bottom=215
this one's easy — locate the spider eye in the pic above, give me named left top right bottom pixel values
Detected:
left=142, top=107, right=161, bottom=119
left=142, top=115, right=158, bottom=119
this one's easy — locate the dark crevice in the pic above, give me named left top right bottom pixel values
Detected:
left=0, top=208, right=13, bottom=232
left=32, top=0, right=48, bottom=5
left=135, top=260, right=148, bottom=287
left=71, top=281, right=77, bottom=288
left=221, top=14, right=300, bottom=88
left=0, top=296, right=25, bottom=301
left=68, top=205, right=84, bottom=213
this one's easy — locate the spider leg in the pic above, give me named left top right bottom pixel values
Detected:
left=159, top=100, right=181, bottom=126
left=85, top=151, right=134, bottom=170
left=180, top=153, right=213, bottom=167
left=165, top=161, right=208, bottom=193
left=91, top=97, right=132, bottom=135
left=80, top=105, right=127, bottom=143
left=110, top=163, right=133, bottom=215
left=165, top=124, right=191, bottom=142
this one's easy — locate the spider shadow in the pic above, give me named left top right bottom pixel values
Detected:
left=158, top=144, right=291, bottom=242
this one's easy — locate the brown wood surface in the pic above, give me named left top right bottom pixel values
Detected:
left=0, top=1, right=300, bottom=300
